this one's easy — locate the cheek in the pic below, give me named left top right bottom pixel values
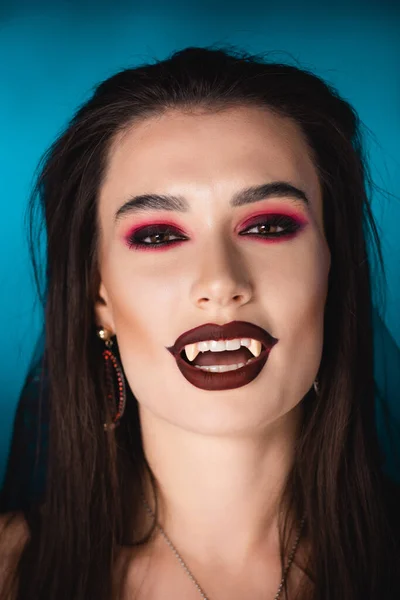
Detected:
left=261, top=251, right=329, bottom=399
left=260, top=243, right=329, bottom=338
left=103, top=259, right=180, bottom=362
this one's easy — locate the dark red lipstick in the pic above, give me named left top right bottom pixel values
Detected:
left=166, top=321, right=278, bottom=391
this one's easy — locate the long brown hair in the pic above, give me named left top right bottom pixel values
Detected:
left=2, top=45, right=400, bottom=599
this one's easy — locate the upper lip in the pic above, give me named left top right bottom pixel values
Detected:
left=166, top=320, right=278, bottom=358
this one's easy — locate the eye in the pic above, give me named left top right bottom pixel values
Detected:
left=125, top=214, right=305, bottom=251
left=239, top=214, right=303, bottom=238
left=126, top=224, right=188, bottom=249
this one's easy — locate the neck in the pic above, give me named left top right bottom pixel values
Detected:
left=138, top=401, right=304, bottom=568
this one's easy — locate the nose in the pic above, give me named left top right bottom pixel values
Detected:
left=189, top=238, right=253, bottom=311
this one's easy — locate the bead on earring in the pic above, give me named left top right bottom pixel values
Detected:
left=97, top=327, right=126, bottom=431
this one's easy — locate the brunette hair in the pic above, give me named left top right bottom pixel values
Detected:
left=2, top=45, right=400, bottom=599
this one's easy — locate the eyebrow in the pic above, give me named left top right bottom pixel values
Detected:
left=114, top=181, right=310, bottom=222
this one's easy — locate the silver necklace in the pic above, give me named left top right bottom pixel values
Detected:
left=141, top=496, right=306, bottom=600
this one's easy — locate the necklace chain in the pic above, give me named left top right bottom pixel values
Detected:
left=141, top=495, right=306, bottom=600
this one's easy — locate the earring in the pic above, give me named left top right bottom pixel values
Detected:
left=313, top=379, right=320, bottom=395
left=97, top=327, right=126, bottom=431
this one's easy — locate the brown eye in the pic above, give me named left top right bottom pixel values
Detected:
left=127, top=225, right=187, bottom=248
left=148, top=232, right=175, bottom=244
left=239, top=214, right=302, bottom=238
left=256, top=223, right=284, bottom=235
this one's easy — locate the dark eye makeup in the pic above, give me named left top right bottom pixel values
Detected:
left=124, top=213, right=307, bottom=251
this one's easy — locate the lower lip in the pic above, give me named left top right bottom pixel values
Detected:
left=173, top=347, right=273, bottom=391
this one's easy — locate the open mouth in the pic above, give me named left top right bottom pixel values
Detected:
left=166, top=322, right=278, bottom=391
left=174, top=343, right=271, bottom=391
left=179, top=342, right=265, bottom=372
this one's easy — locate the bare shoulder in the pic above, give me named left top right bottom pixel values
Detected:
left=0, top=511, right=29, bottom=548
left=0, top=512, right=30, bottom=596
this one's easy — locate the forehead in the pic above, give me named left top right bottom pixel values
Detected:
left=100, top=106, right=321, bottom=211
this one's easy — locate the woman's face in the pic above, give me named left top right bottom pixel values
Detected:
left=95, top=106, right=331, bottom=435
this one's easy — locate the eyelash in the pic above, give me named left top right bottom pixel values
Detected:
left=125, top=214, right=304, bottom=250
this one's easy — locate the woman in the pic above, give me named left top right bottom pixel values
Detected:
left=1, top=45, right=399, bottom=600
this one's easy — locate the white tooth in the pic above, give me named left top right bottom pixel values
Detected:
left=227, top=363, right=240, bottom=371
left=226, top=339, right=241, bottom=351
left=194, top=338, right=255, bottom=354
left=209, top=340, right=226, bottom=352
left=198, top=341, right=210, bottom=352
left=196, top=363, right=240, bottom=372
left=248, top=339, right=262, bottom=358
left=194, top=357, right=255, bottom=373
left=184, top=343, right=200, bottom=362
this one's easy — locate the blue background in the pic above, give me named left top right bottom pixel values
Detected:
left=1, top=0, right=399, bottom=485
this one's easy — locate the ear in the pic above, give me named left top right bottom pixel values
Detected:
left=94, top=281, right=116, bottom=333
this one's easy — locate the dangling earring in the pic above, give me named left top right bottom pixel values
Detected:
left=313, top=379, right=320, bottom=395
left=97, top=327, right=126, bottom=431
